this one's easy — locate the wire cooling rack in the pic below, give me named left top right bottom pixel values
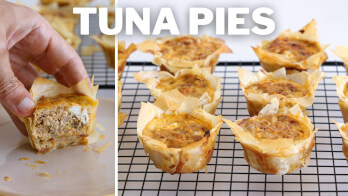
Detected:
left=118, top=61, right=348, bottom=196
left=44, top=15, right=115, bottom=89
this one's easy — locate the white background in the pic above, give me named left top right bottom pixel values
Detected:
left=118, top=0, right=348, bottom=62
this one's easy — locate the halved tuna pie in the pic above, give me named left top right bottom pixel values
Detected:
left=224, top=98, right=317, bottom=175
left=333, top=121, right=348, bottom=161
left=253, top=19, right=328, bottom=72
left=333, top=46, right=348, bottom=74
left=21, top=77, right=99, bottom=153
left=239, top=67, right=325, bottom=116
left=333, top=76, right=348, bottom=122
left=133, top=66, right=222, bottom=114
left=137, top=35, right=232, bottom=74
left=137, top=96, right=223, bottom=174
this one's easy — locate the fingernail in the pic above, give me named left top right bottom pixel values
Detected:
left=17, top=97, right=35, bottom=114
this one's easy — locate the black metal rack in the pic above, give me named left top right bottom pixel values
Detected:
left=44, top=15, right=115, bottom=89
left=118, top=61, right=348, bottom=196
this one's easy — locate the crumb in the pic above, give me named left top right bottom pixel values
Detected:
left=84, top=146, right=91, bottom=152
left=96, top=123, right=105, bottom=131
left=93, top=141, right=111, bottom=154
left=19, top=157, right=30, bottom=161
left=99, top=134, right=106, bottom=140
left=81, top=45, right=101, bottom=56
left=39, top=172, right=51, bottom=178
left=26, top=163, right=38, bottom=169
left=4, top=176, right=10, bottom=182
left=36, top=160, right=46, bottom=164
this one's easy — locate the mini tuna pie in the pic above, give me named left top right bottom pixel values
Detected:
left=239, top=67, right=325, bottom=116
left=21, top=77, right=99, bottom=153
left=137, top=96, right=223, bottom=174
left=118, top=81, right=127, bottom=127
left=137, top=35, right=232, bottom=74
left=133, top=66, right=222, bottom=114
left=333, top=46, right=348, bottom=74
left=333, top=121, right=348, bottom=161
left=253, top=19, right=328, bottom=72
left=224, top=98, right=317, bottom=175
left=333, top=76, right=348, bottom=122
left=118, top=41, right=136, bottom=79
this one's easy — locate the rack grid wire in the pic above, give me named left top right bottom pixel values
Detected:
left=44, top=15, right=115, bottom=89
left=118, top=61, right=348, bottom=196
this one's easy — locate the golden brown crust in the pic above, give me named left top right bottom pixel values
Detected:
left=133, top=66, right=222, bottom=114
left=252, top=19, right=328, bottom=72
left=137, top=35, right=232, bottom=74
left=224, top=98, right=317, bottom=175
left=239, top=67, right=325, bottom=116
left=40, top=0, right=91, bottom=6
left=137, top=96, right=223, bottom=174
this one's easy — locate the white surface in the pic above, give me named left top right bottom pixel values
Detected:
left=0, top=98, right=115, bottom=196
left=118, top=0, right=348, bottom=62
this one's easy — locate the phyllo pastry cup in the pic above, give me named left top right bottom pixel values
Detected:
left=333, top=121, right=348, bottom=161
left=333, top=46, right=348, bottom=74
left=333, top=76, right=348, bottom=122
left=21, top=77, right=99, bottom=153
left=133, top=66, right=222, bottom=114
left=239, top=67, right=325, bottom=116
left=137, top=35, right=232, bottom=74
left=92, top=35, right=115, bottom=69
left=137, top=97, right=223, bottom=174
left=118, top=41, right=136, bottom=79
left=224, top=98, right=317, bottom=175
left=118, top=81, right=127, bottom=127
left=252, top=19, right=328, bottom=72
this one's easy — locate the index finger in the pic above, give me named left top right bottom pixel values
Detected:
left=30, top=16, right=88, bottom=86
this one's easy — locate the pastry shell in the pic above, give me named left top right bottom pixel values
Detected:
left=118, top=81, right=127, bottom=127
left=239, top=67, right=325, bottom=116
left=137, top=97, right=223, bottom=174
left=92, top=35, right=115, bottom=69
left=137, top=35, right=232, bottom=74
left=21, top=77, right=99, bottom=153
left=118, top=41, right=136, bottom=79
left=253, top=19, right=328, bottom=72
left=224, top=98, right=317, bottom=175
left=333, top=121, right=348, bottom=161
left=333, top=46, right=348, bottom=74
left=333, top=76, right=348, bottom=122
left=133, top=66, right=222, bottom=114
left=40, top=0, right=91, bottom=6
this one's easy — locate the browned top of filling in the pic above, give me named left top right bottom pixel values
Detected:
left=36, top=94, right=96, bottom=108
left=159, top=36, right=221, bottom=61
left=245, top=78, right=308, bottom=98
left=142, top=113, right=212, bottom=148
left=156, top=74, right=215, bottom=100
left=238, top=114, right=309, bottom=141
left=266, top=38, right=320, bottom=62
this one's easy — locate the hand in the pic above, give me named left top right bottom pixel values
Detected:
left=0, top=1, right=88, bottom=135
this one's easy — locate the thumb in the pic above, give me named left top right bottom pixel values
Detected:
left=0, top=48, right=35, bottom=117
